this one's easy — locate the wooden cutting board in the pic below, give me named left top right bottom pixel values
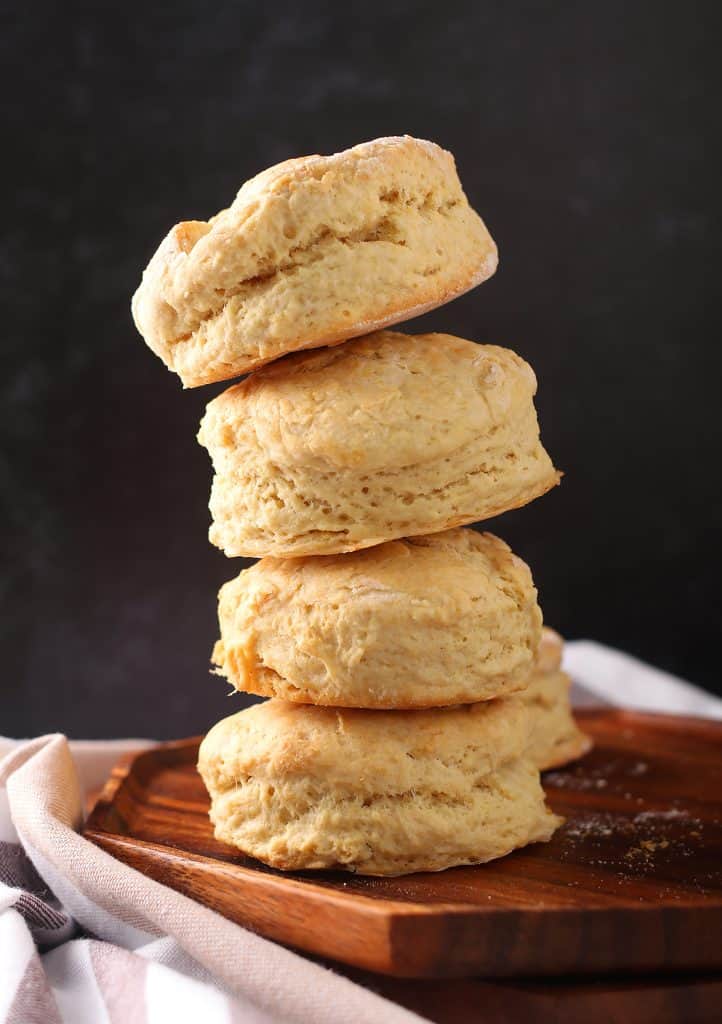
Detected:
left=83, top=708, right=722, bottom=979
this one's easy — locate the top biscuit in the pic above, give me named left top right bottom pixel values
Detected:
left=131, top=136, right=498, bottom=386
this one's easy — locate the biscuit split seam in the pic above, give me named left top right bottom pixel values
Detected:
left=165, top=192, right=466, bottom=346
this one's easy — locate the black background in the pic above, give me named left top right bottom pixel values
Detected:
left=2, top=1, right=720, bottom=738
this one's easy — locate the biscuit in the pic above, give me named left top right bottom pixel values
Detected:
left=197, top=698, right=561, bottom=875
left=523, top=628, right=592, bottom=770
left=212, top=528, right=542, bottom=708
left=198, top=331, right=560, bottom=557
left=132, top=136, right=498, bottom=387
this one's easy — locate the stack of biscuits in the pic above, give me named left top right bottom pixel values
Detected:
left=132, top=136, right=590, bottom=876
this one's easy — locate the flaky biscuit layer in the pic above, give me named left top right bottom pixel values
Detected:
left=198, top=698, right=561, bottom=875
left=213, top=528, right=542, bottom=708
left=198, top=331, right=560, bottom=557
left=132, top=136, right=497, bottom=386
left=523, top=628, right=593, bottom=770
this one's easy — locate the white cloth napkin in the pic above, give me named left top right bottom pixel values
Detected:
left=564, top=641, right=722, bottom=719
left=1, top=640, right=720, bottom=1024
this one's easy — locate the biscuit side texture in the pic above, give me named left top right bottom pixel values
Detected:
left=523, top=628, right=593, bottom=770
left=198, top=331, right=561, bottom=557
left=212, top=528, right=543, bottom=708
left=535, top=626, right=564, bottom=674
left=132, top=136, right=498, bottom=386
left=198, top=698, right=561, bottom=875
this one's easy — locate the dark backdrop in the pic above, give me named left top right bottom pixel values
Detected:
left=2, top=1, right=720, bottom=738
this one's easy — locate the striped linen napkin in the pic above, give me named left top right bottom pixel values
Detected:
left=2, top=641, right=721, bottom=1024
left=0, top=736, right=423, bottom=1024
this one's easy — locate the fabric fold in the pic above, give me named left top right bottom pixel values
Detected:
left=0, top=734, right=426, bottom=1024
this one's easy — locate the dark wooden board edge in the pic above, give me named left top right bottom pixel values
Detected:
left=346, top=969, right=722, bottom=1024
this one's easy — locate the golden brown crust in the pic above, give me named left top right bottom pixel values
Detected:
left=523, top=628, right=592, bottom=770
left=536, top=626, right=564, bottom=673
left=198, top=698, right=561, bottom=875
left=538, top=731, right=594, bottom=771
left=213, top=528, right=542, bottom=708
left=198, top=331, right=560, bottom=558
left=132, top=136, right=498, bottom=386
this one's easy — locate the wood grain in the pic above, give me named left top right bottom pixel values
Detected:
left=84, top=709, right=722, bottom=979
left=348, top=970, right=722, bottom=1024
